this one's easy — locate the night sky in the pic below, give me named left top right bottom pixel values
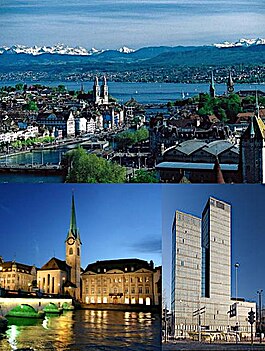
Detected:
left=162, top=184, right=265, bottom=307
left=0, top=184, right=162, bottom=270
left=1, top=0, right=264, bottom=48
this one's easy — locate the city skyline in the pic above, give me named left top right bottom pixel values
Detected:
left=0, top=184, right=162, bottom=270
left=1, top=0, right=264, bottom=49
left=162, top=185, right=265, bottom=308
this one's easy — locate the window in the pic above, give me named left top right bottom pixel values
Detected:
left=77, top=248, right=80, bottom=256
left=138, top=287, right=143, bottom=294
left=180, top=261, right=184, bottom=267
left=146, top=297, right=151, bottom=306
left=69, top=248, right=73, bottom=255
left=216, top=201, right=225, bottom=210
left=146, top=287, right=150, bottom=294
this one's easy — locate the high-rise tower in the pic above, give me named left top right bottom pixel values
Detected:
left=201, top=197, right=231, bottom=299
left=171, top=197, right=254, bottom=337
left=65, top=193, right=82, bottom=299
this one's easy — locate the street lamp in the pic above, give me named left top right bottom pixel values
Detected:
left=257, top=289, right=263, bottom=343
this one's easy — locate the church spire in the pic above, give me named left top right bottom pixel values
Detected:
left=66, top=193, right=78, bottom=240
left=214, top=157, right=225, bottom=184
left=255, top=91, right=260, bottom=118
left=227, top=71, right=234, bottom=94
left=210, top=71, right=215, bottom=98
left=250, top=116, right=255, bottom=139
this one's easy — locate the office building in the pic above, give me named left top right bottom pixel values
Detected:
left=171, top=197, right=255, bottom=337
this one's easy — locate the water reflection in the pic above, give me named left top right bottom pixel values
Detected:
left=0, top=310, right=161, bottom=350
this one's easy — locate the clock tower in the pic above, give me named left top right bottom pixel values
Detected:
left=65, top=193, right=82, bottom=299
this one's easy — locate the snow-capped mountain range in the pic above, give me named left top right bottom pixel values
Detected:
left=0, top=44, right=135, bottom=56
left=214, top=38, right=265, bottom=48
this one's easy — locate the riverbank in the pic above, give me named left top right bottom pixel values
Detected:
left=80, top=302, right=161, bottom=313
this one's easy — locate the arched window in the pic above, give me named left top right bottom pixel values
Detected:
left=77, top=247, right=80, bottom=256
left=69, top=248, right=73, bottom=255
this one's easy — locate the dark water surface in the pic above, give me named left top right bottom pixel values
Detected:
left=0, top=310, right=161, bottom=351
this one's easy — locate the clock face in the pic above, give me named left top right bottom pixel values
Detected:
left=67, top=237, right=75, bottom=245
left=228, top=86, right=234, bottom=93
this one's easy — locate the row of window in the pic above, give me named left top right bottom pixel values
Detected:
left=85, top=296, right=151, bottom=305
left=86, top=276, right=150, bottom=284
left=86, top=286, right=150, bottom=295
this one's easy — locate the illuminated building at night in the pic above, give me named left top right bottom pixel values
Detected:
left=0, top=257, right=37, bottom=291
left=82, top=259, right=161, bottom=306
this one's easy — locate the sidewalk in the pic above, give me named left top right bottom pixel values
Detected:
left=162, top=341, right=265, bottom=350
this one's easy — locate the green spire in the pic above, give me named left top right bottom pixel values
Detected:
left=66, top=193, right=78, bottom=240
left=255, top=91, right=260, bottom=118
left=250, top=116, right=255, bottom=139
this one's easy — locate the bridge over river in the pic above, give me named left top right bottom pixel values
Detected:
left=0, top=297, right=72, bottom=316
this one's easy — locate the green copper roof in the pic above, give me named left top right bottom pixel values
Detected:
left=66, top=193, right=78, bottom=240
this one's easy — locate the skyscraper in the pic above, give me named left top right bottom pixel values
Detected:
left=171, top=197, right=255, bottom=337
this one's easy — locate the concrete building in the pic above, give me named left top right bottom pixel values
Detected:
left=0, top=257, right=37, bottom=291
left=82, top=259, right=161, bottom=306
left=171, top=197, right=256, bottom=338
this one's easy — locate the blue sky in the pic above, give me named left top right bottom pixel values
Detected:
left=0, top=0, right=264, bottom=48
left=162, top=184, right=265, bottom=307
left=0, top=184, right=161, bottom=270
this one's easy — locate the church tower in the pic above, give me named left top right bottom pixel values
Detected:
left=65, top=193, right=82, bottom=299
left=93, top=76, right=100, bottom=104
left=209, top=71, right=216, bottom=98
left=241, top=92, right=265, bottom=183
left=227, top=71, right=234, bottom=94
left=101, top=76, right=109, bottom=104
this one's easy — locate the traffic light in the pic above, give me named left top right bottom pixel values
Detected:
left=248, top=309, right=255, bottom=325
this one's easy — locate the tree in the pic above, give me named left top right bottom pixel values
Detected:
left=130, top=169, right=158, bottom=183
left=115, top=128, right=149, bottom=150
left=23, top=100, right=38, bottom=112
left=15, top=83, right=24, bottom=91
left=65, top=148, right=126, bottom=183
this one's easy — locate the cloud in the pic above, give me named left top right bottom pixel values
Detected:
left=127, top=237, right=162, bottom=254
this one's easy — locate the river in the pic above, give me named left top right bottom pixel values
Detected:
left=0, top=310, right=161, bottom=351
